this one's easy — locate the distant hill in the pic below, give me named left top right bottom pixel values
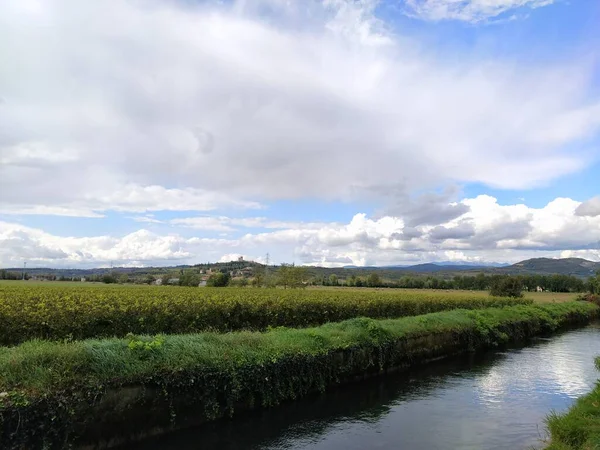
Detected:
left=500, top=258, right=600, bottom=277
left=4, top=257, right=598, bottom=281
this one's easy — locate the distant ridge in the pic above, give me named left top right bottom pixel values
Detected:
left=502, top=257, right=600, bottom=277
left=5, top=257, right=599, bottom=279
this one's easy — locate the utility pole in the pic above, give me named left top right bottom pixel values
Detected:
left=265, top=253, right=270, bottom=285
left=22, top=261, right=26, bottom=281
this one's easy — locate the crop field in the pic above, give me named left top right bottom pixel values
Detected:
left=0, top=284, right=532, bottom=345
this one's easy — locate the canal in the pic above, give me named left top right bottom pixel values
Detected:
left=125, top=324, right=600, bottom=450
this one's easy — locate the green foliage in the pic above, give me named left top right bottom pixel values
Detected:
left=276, top=264, right=308, bottom=289
left=490, top=276, right=524, bottom=298
left=179, top=270, right=201, bottom=287
left=366, top=273, right=382, bottom=288
left=206, top=272, right=230, bottom=287
left=588, top=272, right=600, bottom=295
left=0, top=285, right=534, bottom=345
left=101, top=273, right=118, bottom=284
left=328, top=274, right=339, bottom=286
left=545, top=355, right=600, bottom=449
left=0, top=302, right=596, bottom=450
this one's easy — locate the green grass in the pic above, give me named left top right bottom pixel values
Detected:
left=545, top=357, right=600, bottom=449
left=0, top=302, right=595, bottom=397
left=1, top=301, right=596, bottom=450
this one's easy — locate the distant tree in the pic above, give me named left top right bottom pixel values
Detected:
left=179, top=270, right=201, bottom=287
left=366, top=273, right=382, bottom=288
left=252, top=265, right=266, bottom=287
left=490, top=276, right=524, bottom=298
left=118, top=273, right=129, bottom=284
left=206, top=272, right=230, bottom=287
left=276, top=264, right=308, bottom=289
left=329, top=274, right=339, bottom=286
left=101, top=273, right=117, bottom=284
left=473, top=273, right=488, bottom=291
left=589, top=272, right=600, bottom=295
left=144, top=274, right=156, bottom=285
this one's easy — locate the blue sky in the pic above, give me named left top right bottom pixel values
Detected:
left=1, top=0, right=599, bottom=268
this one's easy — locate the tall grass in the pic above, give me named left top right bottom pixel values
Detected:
left=545, top=356, right=600, bottom=449
left=0, top=302, right=594, bottom=397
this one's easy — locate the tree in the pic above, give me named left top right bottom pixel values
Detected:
left=490, top=276, right=524, bottom=298
left=179, top=270, right=201, bottom=287
left=589, top=272, right=600, bottom=295
left=346, top=275, right=357, bottom=287
left=366, top=273, right=382, bottom=288
left=206, top=272, right=230, bottom=287
left=102, top=273, right=117, bottom=284
left=329, top=274, right=339, bottom=286
left=276, top=264, right=308, bottom=289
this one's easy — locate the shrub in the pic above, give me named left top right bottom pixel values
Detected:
left=490, top=276, right=524, bottom=298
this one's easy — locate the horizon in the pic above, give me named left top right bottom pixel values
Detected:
left=4, top=256, right=598, bottom=272
left=1, top=0, right=600, bottom=268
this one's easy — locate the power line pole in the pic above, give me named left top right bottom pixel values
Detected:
left=22, top=262, right=26, bottom=281
left=265, top=253, right=270, bottom=284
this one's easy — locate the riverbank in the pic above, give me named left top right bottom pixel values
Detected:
left=1, top=302, right=597, bottom=449
left=545, top=356, right=600, bottom=449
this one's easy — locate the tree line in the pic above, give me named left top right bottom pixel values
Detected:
left=313, top=272, right=592, bottom=293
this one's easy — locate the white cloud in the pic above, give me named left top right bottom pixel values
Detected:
left=575, top=196, right=600, bottom=217
left=170, top=216, right=330, bottom=231
left=1, top=0, right=599, bottom=216
left=3, top=196, right=599, bottom=268
left=0, top=184, right=261, bottom=217
left=403, top=0, right=556, bottom=22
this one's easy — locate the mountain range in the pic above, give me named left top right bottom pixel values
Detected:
left=5, top=257, right=599, bottom=279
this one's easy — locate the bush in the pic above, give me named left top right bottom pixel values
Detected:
left=490, top=276, right=524, bottom=298
left=206, top=272, right=230, bottom=287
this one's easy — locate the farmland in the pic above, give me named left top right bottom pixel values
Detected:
left=0, top=282, right=596, bottom=449
left=0, top=284, right=531, bottom=345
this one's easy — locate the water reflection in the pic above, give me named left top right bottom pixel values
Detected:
left=126, top=324, right=600, bottom=450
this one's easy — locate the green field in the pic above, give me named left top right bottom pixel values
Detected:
left=0, top=284, right=531, bottom=345
left=0, top=279, right=580, bottom=300
left=0, top=279, right=596, bottom=449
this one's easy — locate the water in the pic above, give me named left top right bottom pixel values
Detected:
left=127, top=325, right=600, bottom=450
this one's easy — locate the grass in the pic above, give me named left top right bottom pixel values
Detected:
left=545, top=357, right=600, bottom=449
left=0, top=302, right=596, bottom=397
left=1, top=301, right=596, bottom=449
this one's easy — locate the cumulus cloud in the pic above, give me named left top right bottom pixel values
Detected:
left=575, top=196, right=600, bottom=217
left=3, top=196, right=600, bottom=268
left=403, top=0, right=557, bottom=22
left=1, top=0, right=599, bottom=217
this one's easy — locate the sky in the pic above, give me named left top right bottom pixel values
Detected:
left=1, top=0, right=600, bottom=269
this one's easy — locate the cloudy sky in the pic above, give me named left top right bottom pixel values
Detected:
left=1, top=0, right=600, bottom=268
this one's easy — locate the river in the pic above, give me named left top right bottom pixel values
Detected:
left=125, top=324, right=600, bottom=450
